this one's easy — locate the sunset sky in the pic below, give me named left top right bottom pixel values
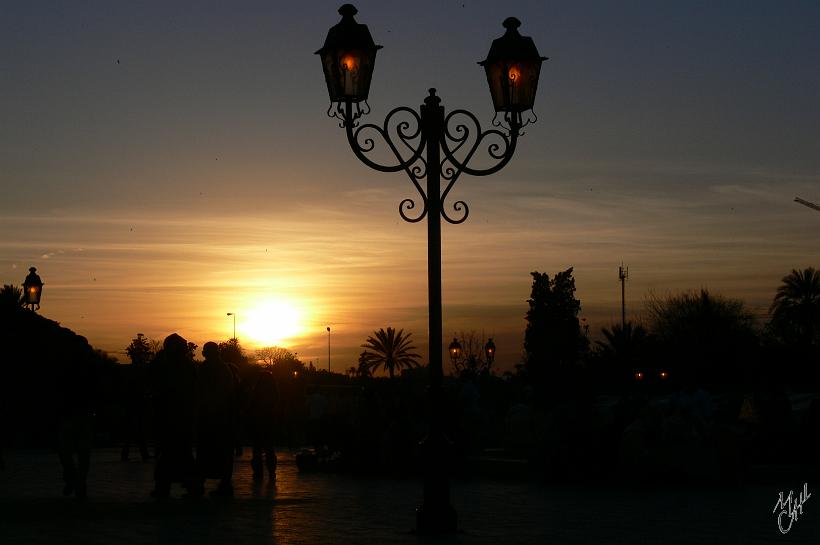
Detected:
left=2, top=1, right=819, bottom=371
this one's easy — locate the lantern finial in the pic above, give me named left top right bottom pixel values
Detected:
left=339, top=4, right=358, bottom=18
left=502, top=17, right=521, bottom=31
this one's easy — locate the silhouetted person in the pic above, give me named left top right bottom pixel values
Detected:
left=149, top=333, right=197, bottom=498
left=195, top=342, right=236, bottom=496
left=120, top=363, right=151, bottom=462
left=57, top=336, right=97, bottom=499
left=248, top=370, right=278, bottom=481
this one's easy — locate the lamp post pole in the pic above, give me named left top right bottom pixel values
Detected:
left=327, top=326, right=331, bottom=372
left=317, top=5, right=546, bottom=534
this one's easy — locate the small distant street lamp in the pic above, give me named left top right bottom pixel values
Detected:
left=327, top=326, right=331, bottom=372
left=23, top=267, right=43, bottom=312
left=484, top=338, right=496, bottom=367
left=227, top=312, right=236, bottom=340
left=448, top=338, right=462, bottom=367
left=317, top=4, right=546, bottom=534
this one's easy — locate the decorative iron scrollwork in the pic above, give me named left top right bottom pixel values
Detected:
left=338, top=94, right=523, bottom=225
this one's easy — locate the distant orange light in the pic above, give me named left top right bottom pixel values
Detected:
left=293, top=371, right=298, bottom=378
left=659, top=371, right=669, bottom=379
left=635, top=371, right=644, bottom=381
left=341, top=55, right=358, bottom=72
left=508, top=66, right=521, bottom=82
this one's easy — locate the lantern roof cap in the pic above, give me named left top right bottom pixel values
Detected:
left=24, top=267, right=42, bottom=283
left=479, top=17, right=547, bottom=66
left=316, top=4, right=382, bottom=56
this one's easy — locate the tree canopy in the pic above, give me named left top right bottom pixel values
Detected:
left=769, top=267, right=820, bottom=347
left=645, top=289, right=756, bottom=383
left=524, top=268, right=588, bottom=383
left=360, top=327, right=421, bottom=379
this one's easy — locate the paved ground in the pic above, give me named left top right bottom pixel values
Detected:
left=0, top=448, right=817, bottom=544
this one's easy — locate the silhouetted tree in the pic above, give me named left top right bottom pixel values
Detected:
left=524, top=268, right=588, bottom=384
left=218, top=338, right=248, bottom=367
left=186, top=341, right=198, bottom=361
left=356, top=351, right=372, bottom=378
left=593, top=322, right=651, bottom=386
left=125, top=333, right=153, bottom=366
left=646, top=289, right=757, bottom=384
left=0, top=284, right=24, bottom=310
left=360, top=327, right=421, bottom=379
left=255, top=346, right=294, bottom=367
left=596, top=322, right=649, bottom=367
left=769, top=267, right=820, bottom=347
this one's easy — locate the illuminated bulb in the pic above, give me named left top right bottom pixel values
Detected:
left=341, top=55, right=358, bottom=72
left=508, top=66, right=521, bottom=82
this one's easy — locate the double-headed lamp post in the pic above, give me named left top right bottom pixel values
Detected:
left=448, top=336, right=497, bottom=370
left=317, top=4, right=546, bottom=534
left=23, top=267, right=44, bottom=312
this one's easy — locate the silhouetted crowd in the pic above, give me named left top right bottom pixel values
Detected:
left=3, top=331, right=818, bottom=499
left=58, top=333, right=284, bottom=499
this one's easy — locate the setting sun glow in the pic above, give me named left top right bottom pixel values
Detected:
left=240, top=299, right=305, bottom=347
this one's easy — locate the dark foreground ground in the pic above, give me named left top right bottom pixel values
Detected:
left=0, top=448, right=817, bottom=545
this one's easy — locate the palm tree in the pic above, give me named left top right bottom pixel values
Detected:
left=770, top=267, right=820, bottom=345
left=360, top=327, right=422, bottom=379
left=596, top=322, right=648, bottom=366
left=0, top=284, right=24, bottom=310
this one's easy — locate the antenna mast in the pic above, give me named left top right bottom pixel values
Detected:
left=619, top=264, right=628, bottom=328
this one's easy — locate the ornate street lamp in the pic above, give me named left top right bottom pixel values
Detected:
left=448, top=338, right=462, bottom=367
left=316, top=4, right=381, bottom=104
left=22, top=267, right=43, bottom=312
left=317, top=5, right=546, bottom=534
left=484, top=338, right=496, bottom=367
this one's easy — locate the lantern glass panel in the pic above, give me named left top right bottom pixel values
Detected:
left=484, top=58, right=542, bottom=113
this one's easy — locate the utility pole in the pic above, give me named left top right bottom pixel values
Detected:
left=327, top=326, right=331, bottom=372
left=619, top=264, right=628, bottom=328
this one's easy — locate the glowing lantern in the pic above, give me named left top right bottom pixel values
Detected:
left=479, top=17, right=547, bottom=113
left=448, top=338, right=462, bottom=365
left=22, top=267, right=43, bottom=311
left=484, top=338, right=496, bottom=365
left=316, top=4, right=381, bottom=103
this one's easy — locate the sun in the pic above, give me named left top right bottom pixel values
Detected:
left=240, top=299, right=305, bottom=347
